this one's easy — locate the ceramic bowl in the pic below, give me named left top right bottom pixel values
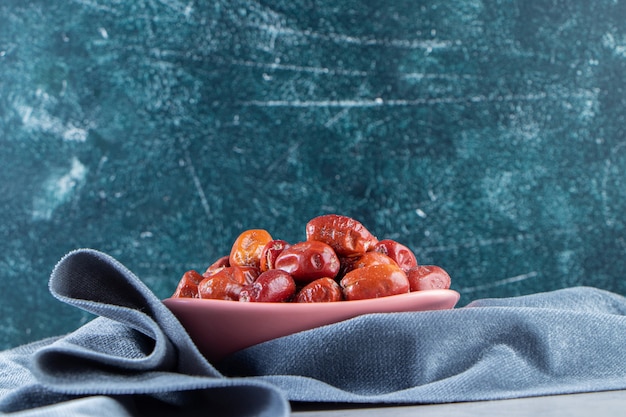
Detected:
left=163, top=289, right=460, bottom=362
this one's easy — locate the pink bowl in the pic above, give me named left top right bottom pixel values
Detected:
left=163, top=289, right=459, bottom=362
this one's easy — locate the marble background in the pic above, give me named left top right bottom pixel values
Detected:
left=1, top=0, right=625, bottom=350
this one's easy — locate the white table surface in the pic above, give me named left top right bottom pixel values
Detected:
left=291, top=390, right=626, bottom=416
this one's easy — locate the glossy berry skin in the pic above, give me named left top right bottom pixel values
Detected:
left=274, top=240, right=340, bottom=282
left=374, top=239, right=418, bottom=272
left=172, top=270, right=204, bottom=298
left=259, top=239, right=290, bottom=272
left=305, top=214, right=378, bottom=256
left=296, top=277, right=343, bottom=303
left=239, top=269, right=296, bottom=302
left=229, top=229, right=273, bottom=269
left=197, top=267, right=246, bottom=300
left=340, top=264, right=410, bottom=301
left=407, top=265, right=451, bottom=291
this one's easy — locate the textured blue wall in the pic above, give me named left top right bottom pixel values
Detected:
left=1, top=0, right=625, bottom=349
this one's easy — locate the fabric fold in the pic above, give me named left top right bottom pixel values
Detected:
left=1, top=249, right=290, bottom=417
left=218, top=287, right=626, bottom=404
left=2, top=248, right=626, bottom=416
left=42, top=248, right=217, bottom=377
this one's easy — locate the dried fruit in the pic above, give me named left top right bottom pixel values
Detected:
left=203, top=255, right=230, bottom=277
left=274, top=240, right=340, bottom=282
left=340, top=264, right=410, bottom=300
left=374, top=239, right=418, bottom=272
left=237, top=265, right=261, bottom=285
left=260, top=239, right=290, bottom=272
left=305, top=214, right=378, bottom=256
left=172, top=270, right=204, bottom=298
left=172, top=214, right=452, bottom=302
left=239, top=269, right=296, bottom=302
left=407, top=265, right=451, bottom=291
left=229, top=229, right=273, bottom=269
left=296, top=277, right=343, bottom=303
left=197, top=267, right=246, bottom=300
left=350, top=251, right=398, bottom=270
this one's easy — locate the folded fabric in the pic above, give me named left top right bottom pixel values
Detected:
left=2, top=249, right=626, bottom=416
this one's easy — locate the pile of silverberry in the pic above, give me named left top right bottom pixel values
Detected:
left=172, top=214, right=451, bottom=302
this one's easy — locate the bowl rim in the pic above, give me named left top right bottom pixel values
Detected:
left=163, top=288, right=460, bottom=310
left=162, top=289, right=460, bottom=361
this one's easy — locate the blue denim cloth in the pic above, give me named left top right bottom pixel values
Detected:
left=1, top=249, right=626, bottom=416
